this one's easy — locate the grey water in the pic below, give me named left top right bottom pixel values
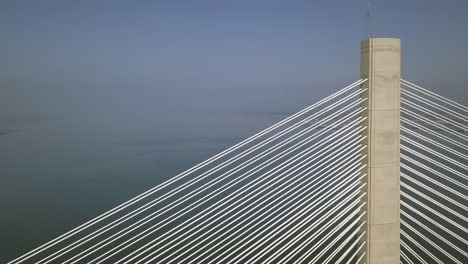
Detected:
left=0, top=80, right=341, bottom=262
left=1, top=81, right=466, bottom=263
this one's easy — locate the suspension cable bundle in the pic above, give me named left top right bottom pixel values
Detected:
left=400, top=79, right=467, bottom=264
left=9, top=80, right=368, bottom=264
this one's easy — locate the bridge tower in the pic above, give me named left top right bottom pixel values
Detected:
left=359, top=38, right=401, bottom=264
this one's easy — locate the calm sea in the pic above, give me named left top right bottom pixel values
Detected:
left=1, top=83, right=465, bottom=263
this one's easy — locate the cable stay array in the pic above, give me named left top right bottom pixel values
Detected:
left=10, top=78, right=466, bottom=264
left=8, top=80, right=368, bottom=264
left=400, top=79, right=468, bottom=264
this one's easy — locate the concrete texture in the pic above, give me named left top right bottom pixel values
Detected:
left=359, top=38, right=401, bottom=264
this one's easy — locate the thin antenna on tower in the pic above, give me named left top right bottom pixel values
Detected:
left=367, top=0, right=373, bottom=38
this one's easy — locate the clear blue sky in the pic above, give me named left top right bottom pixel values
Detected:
left=1, top=0, right=467, bottom=100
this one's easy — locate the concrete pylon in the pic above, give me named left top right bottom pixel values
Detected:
left=358, top=38, right=401, bottom=264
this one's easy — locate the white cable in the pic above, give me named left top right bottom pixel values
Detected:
left=264, top=201, right=365, bottom=263
left=82, top=136, right=366, bottom=264
left=401, top=117, right=467, bottom=150
left=322, top=224, right=366, bottom=263
left=219, top=178, right=366, bottom=264
left=400, top=239, right=428, bottom=264
left=81, top=118, right=367, bottom=264
left=356, top=251, right=366, bottom=264
left=401, top=219, right=462, bottom=264
left=401, top=127, right=468, bottom=160
left=400, top=98, right=467, bottom=137
left=127, top=144, right=366, bottom=264
left=85, top=101, right=366, bottom=263
left=401, top=154, right=467, bottom=191
left=165, top=176, right=364, bottom=264
left=251, top=202, right=365, bottom=264
left=401, top=108, right=468, bottom=143
left=181, top=173, right=368, bottom=263
left=401, top=163, right=467, bottom=200
left=212, top=182, right=367, bottom=264
left=402, top=136, right=467, bottom=172
left=199, top=173, right=368, bottom=263
left=401, top=201, right=467, bottom=244
left=401, top=173, right=466, bottom=210
left=401, top=79, right=468, bottom=113
left=260, top=195, right=367, bottom=264
left=400, top=210, right=467, bottom=258
left=6, top=79, right=367, bottom=264
left=401, top=97, right=468, bottom=132
left=161, top=160, right=365, bottom=264
left=187, top=187, right=364, bottom=264
left=401, top=137, right=467, bottom=175
left=401, top=182, right=466, bottom=221
left=32, top=102, right=370, bottom=264
left=130, top=89, right=364, bottom=211
left=401, top=146, right=467, bottom=185
left=295, top=214, right=366, bottom=264
left=401, top=192, right=466, bottom=232
left=55, top=103, right=367, bottom=263
left=400, top=249, right=415, bottom=264
left=401, top=88, right=468, bottom=123
left=335, top=237, right=363, bottom=264
left=128, top=155, right=364, bottom=264
left=50, top=87, right=369, bottom=264
left=262, top=203, right=367, bottom=264
left=345, top=241, right=366, bottom=264
left=401, top=230, right=444, bottom=264
left=116, top=135, right=365, bottom=264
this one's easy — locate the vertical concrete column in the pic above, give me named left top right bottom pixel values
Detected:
left=359, top=38, right=401, bottom=264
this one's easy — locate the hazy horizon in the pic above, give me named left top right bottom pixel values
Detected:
left=1, top=0, right=467, bottom=261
